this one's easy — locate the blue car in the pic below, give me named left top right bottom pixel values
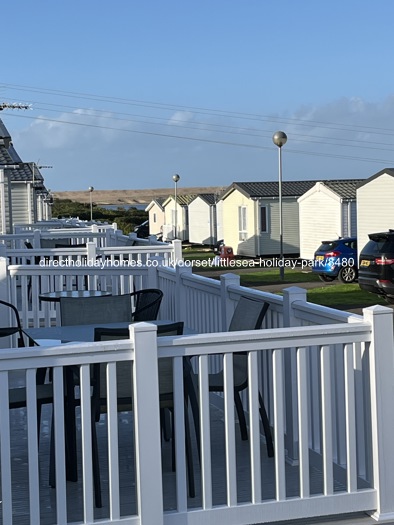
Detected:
left=312, top=237, right=358, bottom=283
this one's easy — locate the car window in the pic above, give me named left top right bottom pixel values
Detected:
left=317, top=241, right=338, bottom=251
left=362, top=238, right=394, bottom=255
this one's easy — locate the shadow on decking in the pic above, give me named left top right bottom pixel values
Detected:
left=1, top=399, right=354, bottom=525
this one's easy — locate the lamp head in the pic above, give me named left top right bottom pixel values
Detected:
left=172, top=174, right=180, bottom=183
left=88, top=186, right=94, bottom=192
left=272, top=131, right=287, bottom=148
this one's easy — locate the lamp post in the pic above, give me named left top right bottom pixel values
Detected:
left=272, top=131, right=287, bottom=280
left=172, top=174, right=180, bottom=239
left=88, top=186, right=94, bottom=221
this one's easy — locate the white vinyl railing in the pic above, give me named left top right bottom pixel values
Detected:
left=1, top=310, right=394, bottom=525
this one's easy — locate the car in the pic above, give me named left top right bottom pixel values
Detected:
left=312, top=237, right=358, bottom=283
left=134, top=220, right=149, bottom=238
left=358, top=230, right=394, bottom=304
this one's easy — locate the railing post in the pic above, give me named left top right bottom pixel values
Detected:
left=130, top=322, right=163, bottom=525
left=220, top=273, right=240, bottom=331
left=282, top=286, right=307, bottom=465
left=283, top=286, right=307, bottom=328
left=0, top=254, right=10, bottom=348
left=0, top=252, right=9, bottom=303
left=147, top=258, right=161, bottom=289
left=33, top=229, right=41, bottom=248
left=172, top=239, right=183, bottom=264
left=86, top=242, right=96, bottom=264
left=363, top=305, right=394, bottom=522
left=175, top=264, right=192, bottom=323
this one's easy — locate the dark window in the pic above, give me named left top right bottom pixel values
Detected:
left=260, top=207, right=267, bottom=233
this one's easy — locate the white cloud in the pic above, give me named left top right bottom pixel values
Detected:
left=167, top=111, right=194, bottom=126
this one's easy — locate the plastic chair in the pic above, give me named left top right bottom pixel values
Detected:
left=130, top=289, right=163, bottom=322
left=208, top=296, right=274, bottom=457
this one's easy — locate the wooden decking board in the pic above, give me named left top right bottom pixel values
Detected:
left=0, top=403, right=361, bottom=524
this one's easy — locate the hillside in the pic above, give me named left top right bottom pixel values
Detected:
left=53, top=186, right=226, bottom=205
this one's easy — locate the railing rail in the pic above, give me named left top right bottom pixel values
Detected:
left=2, top=313, right=393, bottom=524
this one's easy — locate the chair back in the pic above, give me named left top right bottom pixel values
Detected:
left=0, top=299, right=24, bottom=342
left=93, top=321, right=183, bottom=409
left=0, top=299, right=39, bottom=347
left=131, top=289, right=163, bottom=322
left=228, top=296, right=269, bottom=331
left=228, top=297, right=270, bottom=388
left=59, top=294, right=132, bottom=326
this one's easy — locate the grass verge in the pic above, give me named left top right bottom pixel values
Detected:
left=306, top=284, right=386, bottom=309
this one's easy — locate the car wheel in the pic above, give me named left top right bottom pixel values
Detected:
left=318, top=274, right=336, bottom=282
left=338, top=266, right=357, bottom=283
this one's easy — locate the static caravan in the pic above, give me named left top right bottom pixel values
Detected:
left=145, top=198, right=166, bottom=238
left=188, top=193, right=218, bottom=246
left=219, top=181, right=316, bottom=257
left=357, top=168, right=394, bottom=256
left=0, top=119, right=50, bottom=233
left=162, top=194, right=196, bottom=242
left=298, top=179, right=362, bottom=260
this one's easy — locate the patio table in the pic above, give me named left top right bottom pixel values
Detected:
left=39, top=290, right=111, bottom=302
left=26, top=319, right=185, bottom=343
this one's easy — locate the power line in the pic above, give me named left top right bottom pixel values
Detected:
left=3, top=82, right=394, bottom=136
left=7, top=111, right=394, bottom=165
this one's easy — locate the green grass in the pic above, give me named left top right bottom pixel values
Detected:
left=239, top=269, right=320, bottom=286
left=306, top=284, right=386, bottom=308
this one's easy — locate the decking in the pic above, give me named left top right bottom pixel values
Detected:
left=2, top=389, right=371, bottom=525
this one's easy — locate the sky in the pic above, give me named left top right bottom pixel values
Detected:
left=1, top=1, right=394, bottom=193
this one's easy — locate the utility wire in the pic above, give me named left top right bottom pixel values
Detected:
left=7, top=112, right=394, bottom=165
left=3, top=82, right=394, bottom=136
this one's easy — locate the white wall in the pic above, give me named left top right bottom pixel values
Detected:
left=298, top=184, right=342, bottom=260
left=188, top=198, right=215, bottom=245
left=357, top=173, right=394, bottom=255
left=147, top=203, right=165, bottom=237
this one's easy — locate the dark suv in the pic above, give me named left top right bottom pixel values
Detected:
left=359, top=230, right=394, bottom=304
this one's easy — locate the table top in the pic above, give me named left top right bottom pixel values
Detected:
left=39, top=290, right=112, bottom=302
left=26, top=320, right=190, bottom=343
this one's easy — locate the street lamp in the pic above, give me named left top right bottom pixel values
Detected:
left=272, top=131, right=287, bottom=280
left=88, top=186, right=94, bottom=221
left=172, top=174, right=180, bottom=239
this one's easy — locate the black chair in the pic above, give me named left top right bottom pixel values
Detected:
left=208, top=297, right=274, bottom=457
left=130, top=289, right=163, bottom=322
left=0, top=299, right=39, bottom=348
left=91, top=321, right=197, bottom=506
left=0, top=300, right=52, bottom=445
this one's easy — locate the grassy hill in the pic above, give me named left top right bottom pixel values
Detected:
left=53, top=186, right=226, bottom=205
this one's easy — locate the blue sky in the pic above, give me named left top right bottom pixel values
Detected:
left=1, top=1, right=394, bottom=192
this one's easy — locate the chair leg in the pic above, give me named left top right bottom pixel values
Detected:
left=91, top=419, right=102, bottom=508
left=184, top=401, right=195, bottom=498
left=234, top=391, right=248, bottom=441
left=169, top=404, right=196, bottom=498
left=258, top=392, right=274, bottom=457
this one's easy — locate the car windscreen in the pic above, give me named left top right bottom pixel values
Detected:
left=361, top=238, right=394, bottom=256
left=317, top=241, right=338, bottom=252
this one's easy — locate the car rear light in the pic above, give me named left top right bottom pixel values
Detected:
left=378, top=280, right=392, bottom=283
left=375, top=257, right=394, bottom=265
left=325, top=251, right=340, bottom=257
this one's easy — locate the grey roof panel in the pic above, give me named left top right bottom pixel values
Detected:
left=233, top=180, right=318, bottom=198
left=0, top=119, right=44, bottom=183
left=323, top=179, right=364, bottom=199
left=195, top=193, right=217, bottom=205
